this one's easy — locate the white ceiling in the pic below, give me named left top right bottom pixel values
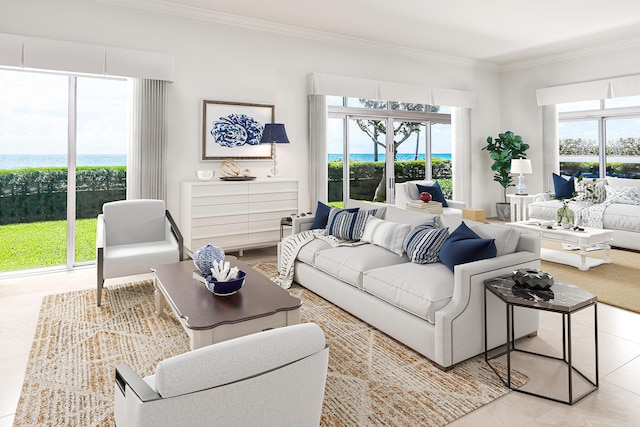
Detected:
left=118, top=0, right=640, bottom=65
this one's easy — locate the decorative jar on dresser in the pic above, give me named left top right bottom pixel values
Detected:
left=181, top=179, right=298, bottom=254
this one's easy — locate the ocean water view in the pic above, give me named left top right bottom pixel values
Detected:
left=328, top=153, right=451, bottom=162
left=0, top=154, right=127, bottom=170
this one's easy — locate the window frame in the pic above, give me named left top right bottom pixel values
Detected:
left=328, top=97, right=451, bottom=205
left=558, top=99, right=640, bottom=179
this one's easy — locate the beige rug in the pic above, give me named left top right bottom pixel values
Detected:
left=14, top=263, right=522, bottom=427
left=540, top=241, right=640, bottom=313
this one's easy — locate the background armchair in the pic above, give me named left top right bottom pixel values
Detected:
left=394, top=180, right=467, bottom=214
left=114, top=323, right=329, bottom=427
left=96, top=199, right=183, bottom=306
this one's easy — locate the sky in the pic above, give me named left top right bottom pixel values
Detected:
left=0, top=69, right=127, bottom=156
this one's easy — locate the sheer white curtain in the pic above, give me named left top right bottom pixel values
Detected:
left=452, top=107, right=471, bottom=205
left=542, top=105, right=559, bottom=192
left=308, top=94, right=328, bottom=208
left=127, top=78, right=168, bottom=200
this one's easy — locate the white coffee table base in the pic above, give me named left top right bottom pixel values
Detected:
left=541, top=247, right=611, bottom=271
left=507, top=221, right=613, bottom=272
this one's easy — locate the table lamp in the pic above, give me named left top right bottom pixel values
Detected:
left=510, top=159, right=532, bottom=195
left=260, top=123, right=290, bottom=177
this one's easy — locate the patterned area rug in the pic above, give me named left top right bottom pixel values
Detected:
left=14, top=262, right=523, bottom=426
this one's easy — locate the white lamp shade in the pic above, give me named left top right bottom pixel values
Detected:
left=510, top=159, right=532, bottom=174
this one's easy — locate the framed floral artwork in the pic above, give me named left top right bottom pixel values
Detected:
left=201, top=100, right=275, bottom=160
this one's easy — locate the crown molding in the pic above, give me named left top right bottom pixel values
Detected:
left=501, top=36, right=640, bottom=72
left=94, top=0, right=500, bottom=72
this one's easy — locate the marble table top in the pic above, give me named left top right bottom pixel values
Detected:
left=485, top=274, right=597, bottom=312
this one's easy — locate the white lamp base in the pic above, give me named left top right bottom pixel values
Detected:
left=268, top=143, right=279, bottom=178
left=516, top=174, right=527, bottom=194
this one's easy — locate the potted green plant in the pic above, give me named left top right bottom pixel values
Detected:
left=482, top=131, right=529, bottom=221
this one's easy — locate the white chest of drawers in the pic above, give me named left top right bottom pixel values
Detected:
left=181, top=179, right=298, bottom=253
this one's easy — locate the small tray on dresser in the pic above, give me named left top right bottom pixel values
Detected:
left=219, top=176, right=257, bottom=181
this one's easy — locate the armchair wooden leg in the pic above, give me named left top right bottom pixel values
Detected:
left=97, top=247, right=104, bottom=307
left=97, top=279, right=104, bottom=307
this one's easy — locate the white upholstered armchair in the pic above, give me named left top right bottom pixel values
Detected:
left=114, top=323, right=329, bottom=427
left=96, top=199, right=183, bottom=306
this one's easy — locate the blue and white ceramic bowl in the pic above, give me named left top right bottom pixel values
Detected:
left=193, top=244, right=225, bottom=275
left=204, top=270, right=246, bottom=296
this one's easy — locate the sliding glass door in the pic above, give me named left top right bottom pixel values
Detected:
left=0, top=69, right=127, bottom=273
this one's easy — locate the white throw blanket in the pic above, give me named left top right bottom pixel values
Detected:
left=272, top=229, right=366, bottom=289
left=569, top=200, right=608, bottom=229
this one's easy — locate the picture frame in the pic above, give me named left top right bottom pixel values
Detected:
left=201, top=100, right=275, bottom=160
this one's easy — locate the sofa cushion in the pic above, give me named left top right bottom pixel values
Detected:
left=363, top=262, right=454, bottom=323
left=602, top=203, right=640, bottom=232
left=553, top=171, right=580, bottom=199
left=314, top=244, right=408, bottom=289
left=416, top=182, right=448, bottom=207
left=325, top=208, right=377, bottom=241
left=606, top=176, right=640, bottom=188
left=528, top=199, right=561, bottom=222
left=296, top=238, right=333, bottom=266
left=439, top=222, right=496, bottom=272
left=310, top=202, right=357, bottom=230
left=605, top=185, right=640, bottom=205
left=467, top=222, right=520, bottom=257
left=361, top=216, right=411, bottom=256
left=403, top=225, right=449, bottom=264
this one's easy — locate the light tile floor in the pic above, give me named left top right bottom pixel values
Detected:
left=1, top=247, right=640, bottom=426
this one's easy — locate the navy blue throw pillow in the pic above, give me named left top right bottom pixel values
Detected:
left=439, top=222, right=497, bottom=272
left=416, top=182, right=448, bottom=207
left=310, top=201, right=358, bottom=230
left=552, top=171, right=581, bottom=199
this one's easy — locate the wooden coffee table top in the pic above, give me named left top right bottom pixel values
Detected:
left=152, top=256, right=301, bottom=330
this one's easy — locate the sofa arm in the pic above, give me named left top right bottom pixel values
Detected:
left=292, top=216, right=314, bottom=234
left=434, top=250, right=541, bottom=366
left=445, top=200, right=467, bottom=210
left=533, top=192, right=554, bottom=203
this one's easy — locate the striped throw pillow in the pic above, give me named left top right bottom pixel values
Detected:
left=325, top=208, right=378, bottom=241
left=361, top=216, right=411, bottom=256
left=403, top=225, right=449, bottom=264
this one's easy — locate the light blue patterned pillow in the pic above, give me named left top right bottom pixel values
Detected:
left=325, top=208, right=378, bottom=241
left=605, top=185, right=640, bottom=205
left=402, top=225, right=449, bottom=264
left=361, top=216, right=411, bottom=256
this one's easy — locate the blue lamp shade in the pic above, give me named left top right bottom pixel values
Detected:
left=260, top=123, right=290, bottom=145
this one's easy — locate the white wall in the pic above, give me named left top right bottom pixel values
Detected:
left=2, top=0, right=506, bottom=221
left=502, top=47, right=640, bottom=196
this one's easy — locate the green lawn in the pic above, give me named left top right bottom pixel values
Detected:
left=0, top=218, right=97, bottom=272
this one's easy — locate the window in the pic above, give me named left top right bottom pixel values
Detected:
left=328, top=97, right=451, bottom=206
left=558, top=98, right=640, bottom=180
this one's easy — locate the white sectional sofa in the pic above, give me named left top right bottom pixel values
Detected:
left=281, top=201, right=540, bottom=369
left=394, top=180, right=466, bottom=215
left=528, top=176, right=640, bottom=251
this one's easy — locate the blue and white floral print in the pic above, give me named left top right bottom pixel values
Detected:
left=210, top=114, right=264, bottom=147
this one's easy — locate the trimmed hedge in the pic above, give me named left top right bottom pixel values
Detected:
left=0, top=167, right=126, bottom=224
left=328, top=159, right=452, bottom=203
left=560, top=161, right=640, bottom=179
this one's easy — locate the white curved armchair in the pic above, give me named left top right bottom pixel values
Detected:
left=96, top=199, right=183, bottom=306
left=114, top=323, right=329, bottom=427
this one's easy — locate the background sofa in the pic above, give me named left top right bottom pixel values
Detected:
left=528, top=176, right=640, bottom=250
left=283, top=201, right=540, bottom=369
